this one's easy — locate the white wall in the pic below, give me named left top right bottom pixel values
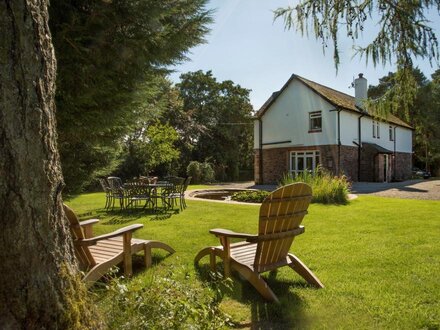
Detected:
left=340, top=111, right=412, bottom=153
left=253, top=120, right=260, bottom=149
left=255, top=78, right=412, bottom=153
left=258, top=79, right=337, bottom=149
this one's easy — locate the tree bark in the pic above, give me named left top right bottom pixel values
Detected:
left=0, top=1, right=98, bottom=328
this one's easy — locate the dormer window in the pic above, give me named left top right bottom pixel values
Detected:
left=309, top=111, right=322, bottom=133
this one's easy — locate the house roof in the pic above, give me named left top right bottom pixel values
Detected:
left=256, top=74, right=412, bottom=129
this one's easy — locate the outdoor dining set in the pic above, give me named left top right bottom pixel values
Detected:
left=99, top=176, right=192, bottom=212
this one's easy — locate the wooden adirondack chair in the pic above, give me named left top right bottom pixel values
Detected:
left=194, top=183, right=323, bottom=302
left=64, top=204, right=175, bottom=287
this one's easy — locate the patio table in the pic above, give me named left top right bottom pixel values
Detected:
left=124, top=182, right=173, bottom=210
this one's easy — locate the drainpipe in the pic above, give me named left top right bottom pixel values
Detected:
left=330, top=108, right=342, bottom=175
left=337, top=109, right=341, bottom=176
left=393, top=126, right=396, bottom=180
left=357, top=113, right=365, bottom=181
left=258, top=118, right=263, bottom=184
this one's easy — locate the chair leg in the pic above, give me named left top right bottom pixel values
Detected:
left=143, top=241, right=175, bottom=269
left=287, top=254, right=324, bottom=288
left=195, top=247, right=222, bottom=272
left=233, top=262, right=279, bottom=303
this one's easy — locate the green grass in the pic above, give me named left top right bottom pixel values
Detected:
left=67, top=193, right=440, bottom=329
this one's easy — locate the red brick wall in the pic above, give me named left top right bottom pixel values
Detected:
left=254, top=145, right=412, bottom=183
left=394, top=152, right=412, bottom=180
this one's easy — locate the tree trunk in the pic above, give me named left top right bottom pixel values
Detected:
left=0, top=1, right=99, bottom=328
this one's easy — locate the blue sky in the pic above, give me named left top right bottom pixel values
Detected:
left=169, top=0, right=440, bottom=110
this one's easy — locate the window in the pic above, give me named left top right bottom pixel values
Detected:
left=389, top=126, right=394, bottom=141
left=309, top=111, right=322, bottom=132
left=290, top=151, right=320, bottom=176
left=373, top=121, right=380, bottom=138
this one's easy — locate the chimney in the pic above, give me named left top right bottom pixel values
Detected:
left=354, top=73, right=367, bottom=109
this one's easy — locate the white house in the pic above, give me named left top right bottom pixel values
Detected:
left=254, top=74, right=413, bottom=183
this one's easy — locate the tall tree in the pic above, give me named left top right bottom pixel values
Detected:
left=274, top=1, right=440, bottom=118
left=175, top=71, right=254, bottom=180
left=49, top=0, right=212, bottom=192
left=0, top=0, right=98, bottom=327
left=368, top=69, right=440, bottom=173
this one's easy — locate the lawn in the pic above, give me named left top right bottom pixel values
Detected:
left=66, top=191, right=440, bottom=329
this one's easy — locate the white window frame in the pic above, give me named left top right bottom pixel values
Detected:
left=290, top=150, right=320, bottom=176
left=373, top=120, right=380, bottom=139
left=389, top=126, right=394, bottom=141
left=309, top=111, right=322, bottom=132
left=376, top=121, right=380, bottom=139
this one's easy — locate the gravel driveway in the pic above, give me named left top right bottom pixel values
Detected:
left=351, top=179, right=440, bottom=200
left=205, top=179, right=440, bottom=201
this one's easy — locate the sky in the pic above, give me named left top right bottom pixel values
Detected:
left=169, top=0, right=440, bottom=110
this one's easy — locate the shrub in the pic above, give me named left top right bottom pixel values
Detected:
left=231, top=190, right=270, bottom=203
left=279, top=166, right=350, bottom=204
left=97, top=266, right=232, bottom=329
left=187, top=161, right=202, bottom=183
left=200, top=162, right=215, bottom=183
left=187, top=161, right=215, bottom=183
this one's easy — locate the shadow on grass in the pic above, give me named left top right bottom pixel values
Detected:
left=194, top=262, right=313, bottom=329
left=91, top=251, right=172, bottom=289
left=90, top=207, right=181, bottom=225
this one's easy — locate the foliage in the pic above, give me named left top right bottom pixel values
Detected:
left=187, top=161, right=215, bottom=183
left=231, top=190, right=270, bottom=203
left=279, top=166, right=350, bottom=204
left=368, top=69, right=440, bottom=174
left=49, top=0, right=212, bottom=192
left=68, top=192, right=440, bottom=329
left=274, top=1, right=440, bottom=118
left=117, top=121, right=180, bottom=180
left=97, top=266, right=232, bottom=329
left=200, top=162, right=216, bottom=183
left=174, top=71, right=254, bottom=181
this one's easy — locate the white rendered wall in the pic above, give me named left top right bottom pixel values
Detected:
left=259, top=79, right=337, bottom=149
left=340, top=111, right=412, bottom=153
left=253, top=120, right=260, bottom=149
left=255, top=78, right=412, bottom=153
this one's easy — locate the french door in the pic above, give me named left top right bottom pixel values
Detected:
left=290, top=151, right=320, bottom=176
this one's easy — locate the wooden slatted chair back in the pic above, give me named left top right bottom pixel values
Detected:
left=63, top=204, right=96, bottom=271
left=254, top=183, right=312, bottom=272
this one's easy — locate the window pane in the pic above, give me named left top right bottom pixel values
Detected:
left=306, top=156, right=313, bottom=170
left=297, top=157, right=304, bottom=171
left=309, top=112, right=322, bottom=131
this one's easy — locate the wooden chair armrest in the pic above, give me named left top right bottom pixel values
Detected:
left=209, top=228, right=257, bottom=240
left=74, top=224, right=144, bottom=246
left=79, top=219, right=100, bottom=238
left=79, top=219, right=100, bottom=227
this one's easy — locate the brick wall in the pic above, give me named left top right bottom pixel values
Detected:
left=360, top=144, right=376, bottom=181
left=394, top=152, right=412, bottom=180
left=254, top=145, right=412, bottom=183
